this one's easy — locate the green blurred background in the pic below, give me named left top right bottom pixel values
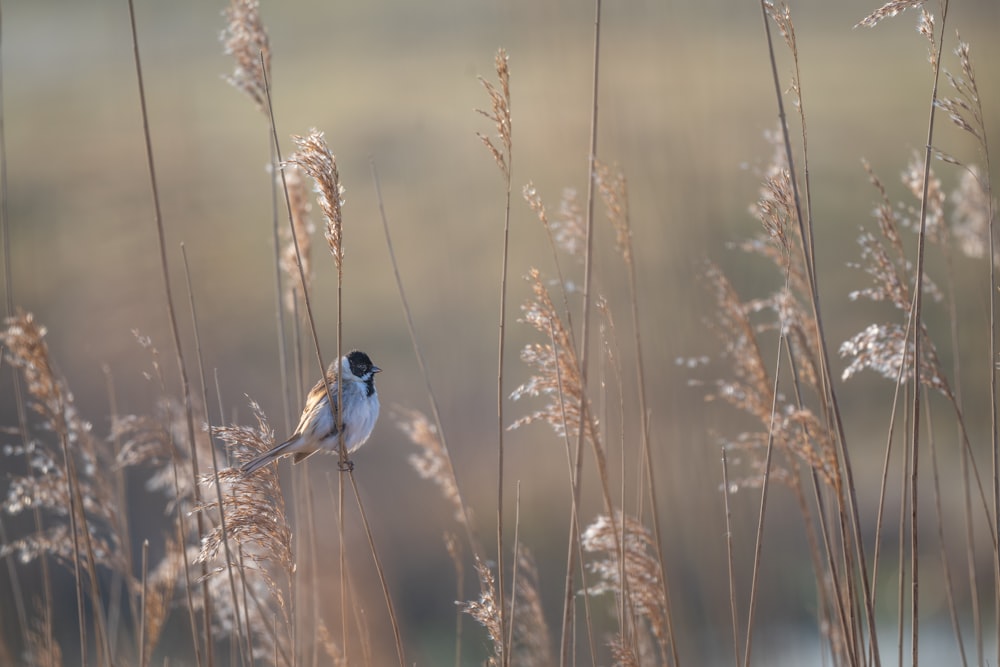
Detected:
left=2, top=0, right=1000, bottom=664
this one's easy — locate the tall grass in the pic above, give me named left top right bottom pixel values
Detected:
left=0, top=0, right=998, bottom=666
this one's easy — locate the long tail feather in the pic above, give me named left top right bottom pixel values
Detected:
left=240, top=437, right=300, bottom=476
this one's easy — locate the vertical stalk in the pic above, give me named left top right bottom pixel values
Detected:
left=124, top=1, right=212, bottom=663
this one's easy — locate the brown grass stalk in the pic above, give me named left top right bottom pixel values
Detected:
left=125, top=1, right=213, bottom=662
left=282, top=126, right=352, bottom=660
left=139, top=539, right=148, bottom=667
left=721, top=449, right=741, bottom=667
left=924, top=396, right=968, bottom=665
left=181, top=244, right=248, bottom=667
left=476, top=47, right=513, bottom=667
left=595, top=160, right=679, bottom=664
left=741, top=320, right=787, bottom=667
left=937, top=32, right=996, bottom=663
left=202, top=401, right=294, bottom=665
left=901, top=4, right=950, bottom=662
left=564, top=1, right=608, bottom=660
left=759, top=2, right=882, bottom=662
left=372, top=159, right=481, bottom=556
left=0, top=6, right=36, bottom=644
left=506, top=482, right=522, bottom=660
left=347, top=471, right=406, bottom=667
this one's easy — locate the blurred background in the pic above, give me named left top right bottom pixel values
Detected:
left=2, top=0, right=1000, bottom=664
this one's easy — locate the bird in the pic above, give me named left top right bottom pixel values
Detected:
left=240, top=350, right=381, bottom=475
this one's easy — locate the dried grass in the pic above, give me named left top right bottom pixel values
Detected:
left=397, top=407, right=467, bottom=526
left=509, top=545, right=554, bottom=667
left=283, top=129, right=344, bottom=270
left=1, top=311, right=128, bottom=577
left=278, top=164, right=315, bottom=314
left=581, top=512, right=671, bottom=663
left=476, top=49, right=512, bottom=178
left=509, top=268, right=592, bottom=441
left=856, top=0, right=926, bottom=29
left=459, top=557, right=503, bottom=666
left=196, top=399, right=294, bottom=662
left=221, top=0, right=271, bottom=112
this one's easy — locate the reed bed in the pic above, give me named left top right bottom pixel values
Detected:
left=0, top=0, right=997, bottom=665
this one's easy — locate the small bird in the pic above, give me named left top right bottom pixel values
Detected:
left=241, top=350, right=381, bottom=475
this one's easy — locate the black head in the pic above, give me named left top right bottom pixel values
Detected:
left=346, top=350, right=380, bottom=380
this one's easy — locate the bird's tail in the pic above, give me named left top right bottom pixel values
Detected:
left=240, top=437, right=301, bottom=476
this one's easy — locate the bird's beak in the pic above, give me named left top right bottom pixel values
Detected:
left=372, top=365, right=382, bottom=374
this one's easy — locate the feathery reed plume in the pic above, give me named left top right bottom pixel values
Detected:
left=840, top=323, right=947, bottom=392
left=524, top=183, right=586, bottom=260
left=478, top=48, right=514, bottom=667
left=397, top=407, right=468, bottom=526
left=460, top=557, right=503, bottom=666
left=581, top=512, right=671, bottom=663
left=284, top=129, right=344, bottom=270
left=839, top=160, right=951, bottom=394
left=856, top=0, right=925, bottom=29
left=951, top=166, right=994, bottom=260
left=114, top=394, right=216, bottom=514
left=594, top=161, right=630, bottom=262
left=936, top=36, right=995, bottom=259
left=918, top=8, right=937, bottom=67
left=710, top=133, right=820, bottom=407
left=141, top=533, right=184, bottom=662
left=316, top=619, right=346, bottom=666
left=2, top=311, right=126, bottom=663
left=199, top=401, right=294, bottom=591
left=509, top=269, right=592, bottom=440
left=196, top=399, right=294, bottom=662
left=220, top=0, right=271, bottom=112
left=902, top=151, right=947, bottom=245
left=23, top=601, right=62, bottom=667
left=510, top=544, right=554, bottom=667
left=939, top=37, right=986, bottom=146
left=279, top=164, right=315, bottom=313
left=476, top=49, right=512, bottom=178
left=1, top=311, right=128, bottom=575
left=705, top=263, right=838, bottom=488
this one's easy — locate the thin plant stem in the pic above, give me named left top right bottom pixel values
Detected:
left=896, top=390, right=911, bottom=667
left=721, top=448, right=741, bottom=667
left=560, top=1, right=603, bottom=662
left=259, top=58, right=337, bottom=473
left=103, top=365, right=139, bottom=652
left=869, top=313, right=916, bottom=665
left=370, top=159, right=481, bottom=556
left=493, top=98, right=513, bottom=667
left=347, top=472, right=406, bottom=667
left=925, top=394, right=968, bottom=666
left=269, top=138, right=293, bottom=435
left=906, top=6, right=950, bottom=663
left=60, top=427, right=87, bottom=667
left=808, top=470, right=854, bottom=665
left=781, top=341, right=843, bottom=665
left=124, top=2, right=213, bottom=662
left=757, top=3, right=880, bottom=661
left=0, top=2, right=31, bottom=646
left=627, top=263, right=678, bottom=664
left=741, top=328, right=786, bottom=667
left=506, top=482, right=522, bottom=659
left=139, top=540, right=149, bottom=667
left=550, top=323, right=598, bottom=667
left=213, top=369, right=257, bottom=665
left=304, top=468, right=320, bottom=667
left=942, top=224, right=983, bottom=664
left=181, top=244, right=248, bottom=667
left=338, top=470, right=349, bottom=663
